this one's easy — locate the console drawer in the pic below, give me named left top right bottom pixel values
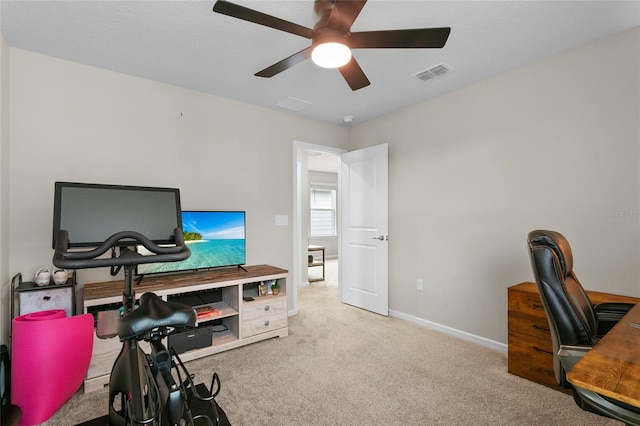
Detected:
left=87, top=346, right=119, bottom=380
left=242, top=312, right=287, bottom=338
left=507, top=330, right=558, bottom=389
left=242, top=297, right=287, bottom=338
left=508, top=310, right=551, bottom=340
left=18, top=286, right=74, bottom=317
left=508, top=285, right=548, bottom=320
left=87, top=334, right=150, bottom=380
left=243, top=297, right=287, bottom=320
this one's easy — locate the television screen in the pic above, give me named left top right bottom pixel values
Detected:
left=52, top=182, right=182, bottom=249
left=136, top=211, right=246, bottom=275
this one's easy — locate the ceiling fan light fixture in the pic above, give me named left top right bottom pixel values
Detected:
left=213, top=0, right=451, bottom=91
left=311, top=41, right=351, bottom=69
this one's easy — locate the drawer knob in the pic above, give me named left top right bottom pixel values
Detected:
left=43, top=295, right=51, bottom=301
left=264, top=320, right=270, bottom=326
left=264, top=305, right=270, bottom=311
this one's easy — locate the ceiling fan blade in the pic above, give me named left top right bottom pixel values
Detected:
left=255, top=47, right=313, bottom=78
left=213, top=0, right=313, bottom=39
left=349, top=27, right=451, bottom=49
left=327, top=0, right=367, bottom=33
left=338, top=57, right=370, bottom=91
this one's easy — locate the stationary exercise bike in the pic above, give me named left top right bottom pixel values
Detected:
left=54, top=228, right=230, bottom=425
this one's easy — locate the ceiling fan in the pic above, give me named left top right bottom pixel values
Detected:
left=212, top=0, right=451, bottom=91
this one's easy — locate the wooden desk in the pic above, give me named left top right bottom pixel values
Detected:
left=507, top=282, right=640, bottom=391
left=308, top=245, right=325, bottom=282
left=567, top=303, right=640, bottom=408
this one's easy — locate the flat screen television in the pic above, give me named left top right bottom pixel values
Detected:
left=52, top=182, right=182, bottom=249
left=136, top=211, right=246, bottom=275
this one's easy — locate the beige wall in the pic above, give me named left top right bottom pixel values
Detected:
left=2, top=48, right=349, bottom=341
left=0, top=34, right=9, bottom=344
left=349, top=27, right=640, bottom=343
left=1, top=27, right=639, bottom=347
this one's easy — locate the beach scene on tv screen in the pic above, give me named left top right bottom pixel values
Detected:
left=138, top=211, right=246, bottom=274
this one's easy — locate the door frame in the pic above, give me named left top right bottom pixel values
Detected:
left=291, top=140, right=346, bottom=315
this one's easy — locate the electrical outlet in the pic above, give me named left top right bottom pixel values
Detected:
left=416, top=278, right=423, bottom=291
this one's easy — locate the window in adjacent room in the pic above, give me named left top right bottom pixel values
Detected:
left=310, top=183, right=337, bottom=237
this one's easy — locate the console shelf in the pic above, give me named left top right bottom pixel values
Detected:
left=82, top=264, right=288, bottom=393
left=193, top=302, right=237, bottom=321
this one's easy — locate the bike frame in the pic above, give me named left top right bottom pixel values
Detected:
left=108, top=263, right=164, bottom=426
left=54, top=229, right=225, bottom=426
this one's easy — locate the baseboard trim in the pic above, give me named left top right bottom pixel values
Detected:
left=389, top=309, right=507, bottom=353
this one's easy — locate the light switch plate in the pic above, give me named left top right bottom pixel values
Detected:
left=275, top=215, right=288, bottom=226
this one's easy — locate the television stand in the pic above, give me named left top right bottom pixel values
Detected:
left=82, top=264, right=288, bottom=393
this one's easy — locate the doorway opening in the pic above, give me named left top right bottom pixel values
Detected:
left=291, top=141, right=345, bottom=315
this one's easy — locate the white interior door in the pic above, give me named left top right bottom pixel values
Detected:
left=340, top=143, right=388, bottom=316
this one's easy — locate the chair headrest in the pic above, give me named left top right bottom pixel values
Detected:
left=527, top=230, right=573, bottom=277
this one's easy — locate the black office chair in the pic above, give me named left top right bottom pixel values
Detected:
left=1, top=345, right=22, bottom=426
left=527, top=230, right=640, bottom=425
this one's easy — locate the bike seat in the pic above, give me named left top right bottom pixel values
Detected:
left=118, top=292, right=196, bottom=341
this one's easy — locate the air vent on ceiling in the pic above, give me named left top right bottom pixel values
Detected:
left=275, top=96, right=312, bottom=111
left=412, top=63, right=453, bottom=82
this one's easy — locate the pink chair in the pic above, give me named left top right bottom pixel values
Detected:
left=11, top=310, right=93, bottom=425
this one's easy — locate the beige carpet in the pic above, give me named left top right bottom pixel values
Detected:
left=44, top=267, right=619, bottom=425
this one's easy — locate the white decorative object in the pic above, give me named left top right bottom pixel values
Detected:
left=52, top=268, right=68, bottom=285
left=33, top=267, right=51, bottom=286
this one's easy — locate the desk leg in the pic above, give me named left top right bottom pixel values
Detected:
left=309, top=248, right=326, bottom=282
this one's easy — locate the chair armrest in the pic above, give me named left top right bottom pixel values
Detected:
left=573, top=386, right=640, bottom=423
left=558, top=345, right=591, bottom=373
left=594, top=302, right=634, bottom=322
left=594, top=302, right=635, bottom=336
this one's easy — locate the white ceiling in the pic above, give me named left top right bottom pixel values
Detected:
left=1, top=1, right=639, bottom=126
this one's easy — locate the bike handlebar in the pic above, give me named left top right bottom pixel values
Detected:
left=53, top=228, right=191, bottom=270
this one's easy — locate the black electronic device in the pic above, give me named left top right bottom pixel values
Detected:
left=52, top=182, right=182, bottom=249
left=51, top=182, right=228, bottom=426
left=211, top=324, right=228, bottom=333
left=168, top=326, right=213, bottom=355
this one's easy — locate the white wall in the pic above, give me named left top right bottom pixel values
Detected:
left=296, top=148, right=310, bottom=285
left=2, top=48, right=349, bottom=342
left=349, top=27, right=640, bottom=344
